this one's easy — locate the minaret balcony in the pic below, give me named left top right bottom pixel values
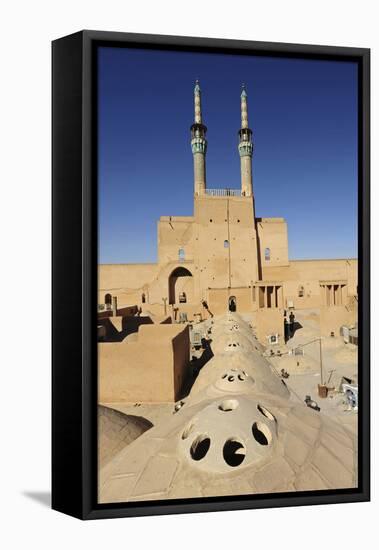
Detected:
left=190, top=122, right=207, bottom=138
left=238, top=127, right=252, bottom=140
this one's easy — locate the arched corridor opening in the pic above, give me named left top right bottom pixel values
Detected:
left=228, top=296, right=237, bottom=312
left=168, top=267, right=193, bottom=305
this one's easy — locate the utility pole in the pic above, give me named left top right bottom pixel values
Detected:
left=111, top=296, right=118, bottom=317
left=292, top=337, right=326, bottom=397
left=319, top=337, right=324, bottom=385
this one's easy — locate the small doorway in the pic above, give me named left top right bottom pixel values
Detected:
left=104, top=293, right=112, bottom=310
left=228, top=296, right=237, bottom=312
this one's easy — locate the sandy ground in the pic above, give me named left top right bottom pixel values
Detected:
left=267, top=309, right=358, bottom=436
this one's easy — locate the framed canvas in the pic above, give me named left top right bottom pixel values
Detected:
left=52, top=30, right=370, bottom=520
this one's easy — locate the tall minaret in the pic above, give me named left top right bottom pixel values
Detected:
left=238, top=84, right=253, bottom=197
left=190, top=80, right=207, bottom=195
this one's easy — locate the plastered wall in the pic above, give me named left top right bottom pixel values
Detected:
left=158, top=216, right=195, bottom=265
left=193, top=195, right=259, bottom=294
left=98, top=324, right=190, bottom=403
left=256, top=218, right=289, bottom=268
left=254, top=308, right=285, bottom=345
left=98, top=197, right=357, bottom=319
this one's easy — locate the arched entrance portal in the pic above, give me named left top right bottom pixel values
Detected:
left=228, top=295, right=237, bottom=312
left=168, top=267, right=193, bottom=305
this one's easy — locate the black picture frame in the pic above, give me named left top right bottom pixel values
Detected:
left=52, top=30, right=370, bottom=520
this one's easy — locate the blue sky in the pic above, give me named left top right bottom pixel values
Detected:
left=98, top=46, right=358, bottom=264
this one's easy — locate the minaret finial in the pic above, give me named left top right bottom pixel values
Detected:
left=240, top=83, right=249, bottom=129
left=194, top=79, right=202, bottom=124
left=191, top=80, right=207, bottom=195
left=238, top=84, right=253, bottom=197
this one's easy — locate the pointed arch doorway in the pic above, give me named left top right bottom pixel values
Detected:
left=168, top=267, right=193, bottom=305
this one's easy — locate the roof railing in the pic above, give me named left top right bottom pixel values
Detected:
left=202, top=188, right=242, bottom=197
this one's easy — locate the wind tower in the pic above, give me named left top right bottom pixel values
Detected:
left=191, top=80, right=207, bottom=195
left=238, top=85, right=254, bottom=199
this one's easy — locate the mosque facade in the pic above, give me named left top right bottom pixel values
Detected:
left=98, top=82, right=357, bottom=342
